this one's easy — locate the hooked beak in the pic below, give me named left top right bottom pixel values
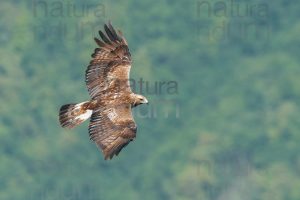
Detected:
left=144, top=99, right=149, bottom=105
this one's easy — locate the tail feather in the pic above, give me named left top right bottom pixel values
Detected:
left=59, top=101, right=93, bottom=128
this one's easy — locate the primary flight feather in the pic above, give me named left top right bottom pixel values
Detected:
left=59, top=22, right=148, bottom=160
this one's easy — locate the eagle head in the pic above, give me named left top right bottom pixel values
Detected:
left=132, top=94, right=148, bottom=107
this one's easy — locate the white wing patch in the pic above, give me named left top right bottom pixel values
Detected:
left=75, top=109, right=93, bottom=121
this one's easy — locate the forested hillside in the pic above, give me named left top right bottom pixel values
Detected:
left=1, top=0, right=300, bottom=199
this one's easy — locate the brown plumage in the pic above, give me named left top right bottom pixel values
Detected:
left=59, top=22, right=148, bottom=160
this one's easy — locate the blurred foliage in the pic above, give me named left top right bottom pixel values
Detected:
left=0, top=0, right=300, bottom=199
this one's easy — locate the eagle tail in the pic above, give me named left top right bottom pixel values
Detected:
left=59, top=101, right=93, bottom=129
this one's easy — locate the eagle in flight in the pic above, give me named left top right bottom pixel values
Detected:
left=59, top=22, right=148, bottom=160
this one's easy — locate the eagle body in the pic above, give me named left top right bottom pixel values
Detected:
left=59, top=22, right=148, bottom=160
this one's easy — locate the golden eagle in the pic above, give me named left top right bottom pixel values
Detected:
left=59, top=22, right=148, bottom=160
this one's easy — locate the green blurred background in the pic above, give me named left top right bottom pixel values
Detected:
left=1, top=0, right=300, bottom=199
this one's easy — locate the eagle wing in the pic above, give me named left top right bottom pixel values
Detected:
left=89, top=103, right=137, bottom=160
left=86, top=22, right=132, bottom=99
